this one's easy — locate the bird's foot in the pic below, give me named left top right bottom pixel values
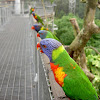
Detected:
left=58, top=96, right=70, bottom=100
left=47, top=62, right=50, bottom=64
left=58, top=96, right=66, bottom=99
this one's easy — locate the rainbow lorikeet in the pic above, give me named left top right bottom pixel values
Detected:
left=32, top=12, right=44, bottom=25
left=31, top=24, right=42, bottom=32
left=30, top=7, right=35, bottom=14
left=31, top=24, right=49, bottom=33
left=37, top=38, right=98, bottom=100
left=37, top=30, right=60, bottom=42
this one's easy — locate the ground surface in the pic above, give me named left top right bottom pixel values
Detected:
left=0, top=16, right=36, bottom=100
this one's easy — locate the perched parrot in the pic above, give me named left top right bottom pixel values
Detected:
left=31, top=24, right=49, bottom=33
left=32, top=12, right=44, bottom=25
left=40, top=26, right=49, bottom=31
left=30, top=7, right=35, bottom=14
left=37, top=38, right=98, bottom=100
left=31, top=24, right=42, bottom=33
left=37, top=30, right=60, bottom=42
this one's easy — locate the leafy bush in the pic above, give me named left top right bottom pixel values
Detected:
left=86, top=54, right=100, bottom=74
left=85, top=48, right=100, bottom=96
left=55, top=14, right=100, bottom=48
left=86, top=34, right=100, bottom=52
left=55, top=13, right=83, bottom=45
left=92, top=75, right=100, bottom=96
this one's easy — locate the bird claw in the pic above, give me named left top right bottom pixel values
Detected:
left=58, top=96, right=70, bottom=100
left=58, top=96, right=66, bottom=99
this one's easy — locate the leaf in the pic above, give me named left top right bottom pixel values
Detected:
left=50, top=0, right=54, bottom=3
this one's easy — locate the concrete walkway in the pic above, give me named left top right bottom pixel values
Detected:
left=0, top=16, right=35, bottom=100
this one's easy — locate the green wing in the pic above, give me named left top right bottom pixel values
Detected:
left=36, top=14, right=44, bottom=25
left=46, top=31, right=60, bottom=42
left=52, top=34, right=60, bottom=42
left=30, top=10, right=32, bottom=14
left=52, top=50, right=98, bottom=100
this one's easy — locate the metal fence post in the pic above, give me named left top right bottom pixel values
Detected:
left=1, top=7, right=3, bottom=25
left=0, top=3, right=13, bottom=27
left=4, top=8, right=5, bottom=24
left=0, top=7, right=1, bottom=26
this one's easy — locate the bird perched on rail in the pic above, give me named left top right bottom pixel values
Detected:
left=37, top=38, right=98, bottom=100
left=37, top=30, right=60, bottom=42
left=30, top=7, right=35, bottom=14
left=37, top=30, right=71, bottom=56
left=31, top=24, right=49, bottom=33
left=32, top=12, right=44, bottom=25
left=31, top=24, right=42, bottom=33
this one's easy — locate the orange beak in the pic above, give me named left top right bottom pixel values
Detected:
left=31, top=26, right=35, bottom=30
left=37, top=33, right=40, bottom=37
left=46, top=28, right=48, bottom=31
left=32, top=9, right=34, bottom=12
left=37, top=43, right=40, bottom=50
left=40, top=50, right=44, bottom=53
left=36, top=43, right=44, bottom=53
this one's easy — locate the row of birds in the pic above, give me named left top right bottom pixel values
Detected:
left=30, top=8, right=98, bottom=100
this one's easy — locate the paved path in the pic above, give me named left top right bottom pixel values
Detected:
left=0, top=16, right=35, bottom=100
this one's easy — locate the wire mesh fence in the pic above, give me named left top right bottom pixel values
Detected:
left=29, top=13, right=54, bottom=100
left=0, top=3, right=13, bottom=26
left=29, top=1, right=57, bottom=99
left=0, top=1, right=57, bottom=100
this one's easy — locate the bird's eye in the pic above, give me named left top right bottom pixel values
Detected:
left=42, top=45, right=46, bottom=48
left=41, top=33, right=43, bottom=35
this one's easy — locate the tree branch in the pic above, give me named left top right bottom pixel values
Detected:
left=86, top=46, right=100, bottom=55
left=70, top=18, right=80, bottom=36
left=80, top=49, right=95, bottom=81
left=80, top=0, right=87, bottom=3
left=69, top=0, right=98, bottom=60
left=80, top=0, right=100, bottom=9
left=91, top=23, right=100, bottom=34
left=69, top=18, right=95, bottom=81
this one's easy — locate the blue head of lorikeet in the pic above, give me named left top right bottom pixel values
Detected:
left=30, top=7, right=35, bottom=14
left=32, top=12, right=35, bottom=16
left=31, top=24, right=42, bottom=33
left=37, top=30, right=47, bottom=39
left=37, top=38, right=62, bottom=61
left=37, top=30, right=55, bottom=40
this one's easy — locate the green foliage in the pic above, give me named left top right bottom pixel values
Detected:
left=85, top=48, right=96, bottom=56
left=86, top=18, right=100, bottom=51
left=92, top=75, right=100, bottom=96
left=85, top=48, right=100, bottom=96
left=86, top=34, right=100, bottom=52
left=50, top=0, right=54, bottom=4
left=55, top=13, right=83, bottom=45
left=55, top=14, right=100, bottom=48
left=86, top=55, right=100, bottom=73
